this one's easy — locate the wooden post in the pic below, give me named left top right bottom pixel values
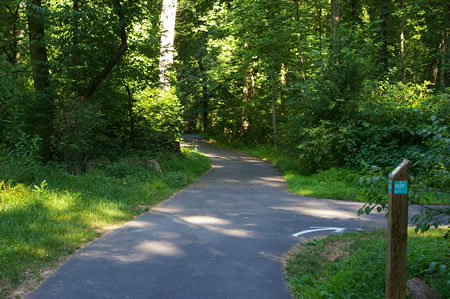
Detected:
left=386, top=159, right=410, bottom=299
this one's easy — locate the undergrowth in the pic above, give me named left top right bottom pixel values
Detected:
left=0, top=147, right=211, bottom=296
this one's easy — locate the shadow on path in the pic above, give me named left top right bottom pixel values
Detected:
left=27, top=137, right=423, bottom=299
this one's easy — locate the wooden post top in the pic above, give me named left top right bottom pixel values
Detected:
left=389, top=159, right=410, bottom=181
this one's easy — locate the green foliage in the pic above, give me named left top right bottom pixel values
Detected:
left=342, top=82, right=448, bottom=171
left=134, top=87, right=184, bottom=150
left=0, top=0, right=180, bottom=163
left=0, top=57, right=29, bottom=149
left=357, top=165, right=449, bottom=235
left=285, top=230, right=449, bottom=298
left=0, top=147, right=211, bottom=293
left=8, top=131, right=42, bottom=163
left=52, top=97, right=105, bottom=171
left=353, top=83, right=449, bottom=233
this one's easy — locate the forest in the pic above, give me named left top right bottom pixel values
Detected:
left=2, top=0, right=448, bottom=220
left=0, top=0, right=449, bottom=296
left=1, top=0, right=448, bottom=177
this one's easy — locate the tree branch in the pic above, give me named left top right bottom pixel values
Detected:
left=80, top=0, right=127, bottom=100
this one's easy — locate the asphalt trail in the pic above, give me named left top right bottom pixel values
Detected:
left=28, top=137, right=409, bottom=299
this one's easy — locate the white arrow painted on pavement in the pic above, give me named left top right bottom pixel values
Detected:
left=292, top=227, right=345, bottom=237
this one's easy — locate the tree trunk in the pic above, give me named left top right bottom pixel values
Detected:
left=318, top=2, right=322, bottom=61
left=27, top=0, right=54, bottom=153
left=331, top=0, right=340, bottom=56
left=380, top=0, right=389, bottom=72
left=399, top=0, right=405, bottom=83
left=295, top=0, right=306, bottom=81
left=123, top=81, right=135, bottom=147
left=407, top=278, right=439, bottom=299
left=242, top=40, right=251, bottom=102
left=271, top=81, right=278, bottom=146
left=158, top=0, right=178, bottom=92
left=27, top=0, right=51, bottom=95
left=198, top=56, right=209, bottom=132
left=441, top=33, right=448, bottom=87
left=350, top=0, right=359, bottom=24
left=437, top=4, right=449, bottom=87
left=81, top=0, right=127, bottom=100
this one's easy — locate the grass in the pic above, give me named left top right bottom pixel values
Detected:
left=221, top=143, right=449, bottom=205
left=221, top=144, right=365, bottom=201
left=209, top=140, right=449, bottom=297
left=0, top=147, right=211, bottom=296
left=284, top=229, right=449, bottom=298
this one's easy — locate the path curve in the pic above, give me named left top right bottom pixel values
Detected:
left=28, top=137, right=407, bottom=298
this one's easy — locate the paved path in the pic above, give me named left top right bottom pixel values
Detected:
left=28, top=137, right=412, bottom=298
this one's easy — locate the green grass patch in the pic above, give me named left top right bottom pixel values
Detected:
left=0, top=148, right=211, bottom=295
left=222, top=143, right=448, bottom=204
left=285, top=229, right=449, bottom=298
left=222, top=144, right=363, bottom=201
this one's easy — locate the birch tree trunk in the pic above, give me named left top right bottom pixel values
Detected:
left=159, top=0, right=178, bottom=92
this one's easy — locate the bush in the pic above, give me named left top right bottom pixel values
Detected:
left=134, top=87, right=184, bottom=151
left=52, top=97, right=105, bottom=172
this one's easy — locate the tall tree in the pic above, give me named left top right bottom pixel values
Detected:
left=159, top=0, right=178, bottom=91
left=27, top=0, right=54, bottom=151
left=198, top=54, right=209, bottom=131
left=27, top=0, right=51, bottom=96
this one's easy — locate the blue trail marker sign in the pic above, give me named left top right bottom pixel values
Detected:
left=386, top=159, right=410, bottom=299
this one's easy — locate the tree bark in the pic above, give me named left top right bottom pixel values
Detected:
left=158, top=0, right=178, bottom=92
left=407, top=278, right=439, bottom=299
left=81, top=0, right=127, bottom=100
